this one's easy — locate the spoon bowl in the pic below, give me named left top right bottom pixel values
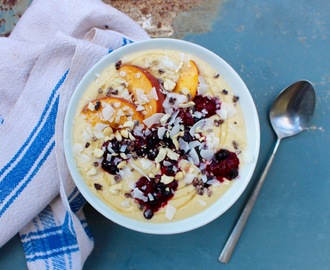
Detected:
left=219, top=80, right=316, bottom=263
left=270, top=80, right=316, bottom=138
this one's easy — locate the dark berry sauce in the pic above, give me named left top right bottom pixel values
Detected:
left=209, top=149, right=239, bottom=181
left=193, top=95, right=219, bottom=118
left=134, top=176, right=178, bottom=219
left=98, top=94, right=239, bottom=220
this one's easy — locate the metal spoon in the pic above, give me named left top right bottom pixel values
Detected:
left=219, top=80, right=316, bottom=263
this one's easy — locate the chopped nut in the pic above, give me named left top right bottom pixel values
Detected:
left=178, top=101, right=195, bottom=108
left=166, top=148, right=179, bottom=161
left=128, top=133, right=136, bottom=141
left=93, top=148, right=104, bottom=158
left=120, top=129, right=129, bottom=138
left=122, top=120, right=135, bottom=129
left=104, top=134, right=115, bottom=142
left=155, top=148, right=167, bottom=163
left=175, top=171, right=184, bottom=181
left=115, top=131, right=122, bottom=141
left=103, top=126, right=113, bottom=136
left=120, top=153, right=128, bottom=159
left=117, top=160, right=127, bottom=169
left=161, top=175, right=175, bottom=185
left=172, top=137, right=179, bottom=150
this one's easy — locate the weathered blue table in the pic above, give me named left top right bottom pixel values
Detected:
left=1, top=1, right=329, bottom=269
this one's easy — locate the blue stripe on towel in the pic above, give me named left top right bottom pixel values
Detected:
left=69, top=192, right=86, bottom=213
left=22, top=207, right=79, bottom=266
left=0, top=70, right=69, bottom=178
left=0, top=97, right=59, bottom=213
left=0, top=140, right=56, bottom=216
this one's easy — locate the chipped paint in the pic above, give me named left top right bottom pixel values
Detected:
left=0, top=0, right=32, bottom=36
left=1, top=0, right=223, bottom=37
left=107, top=0, right=224, bottom=38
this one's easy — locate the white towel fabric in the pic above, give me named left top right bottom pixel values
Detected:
left=0, top=0, right=149, bottom=269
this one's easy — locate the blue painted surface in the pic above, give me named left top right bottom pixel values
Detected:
left=1, top=0, right=330, bottom=269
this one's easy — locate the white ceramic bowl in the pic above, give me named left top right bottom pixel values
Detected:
left=64, top=38, right=260, bottom=234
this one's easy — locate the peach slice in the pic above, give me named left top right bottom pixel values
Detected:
left=82, top=97, right=144, bottom=129
left=118, top=65, right=164, bottom=119
left=173, top=60, right=199, bottom=100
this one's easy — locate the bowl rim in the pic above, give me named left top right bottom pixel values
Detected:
left=63, top=38, right=260, bottom=234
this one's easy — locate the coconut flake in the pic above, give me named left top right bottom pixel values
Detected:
left=148, top=87, right=159, bottom=100
left=197, top=84, right=209, bottom=95
left=170, top=124, right=181, bottom=138
left=72, top=143, right=83, bottom=155
left=132, top=188, right=148, bottom=202
left=167, top=110, right=180, bottom=126
left=179, top=138, right=190, bottom=153
left=189, top=119, right=206, bottom=137
left=189, top=140, right=201, bottom=150
left=200, top=149, right=214, bottom=161
left=205, top=135, right=220, bottom=151
left=163, top=160, right=172, bottom=166
left=157, top=126, right=167, bottom=139
left=197, top=199, right=207, bottom=207
left=165, top=204, right=177, bottom=220
left=82, top=130, right=92, bottom=141
left=101, top=103, right=115, bottom=121
left=198, top=75, right=206, bottom=84
left=78, top=154, right=90, bottom=163
left=119, top=167, right=133, bottom=178
left=221, top=103, right=237, bottom=118
left=120, top=200, right=131, bottom=208
left=130, top=161, right=150, bottom=179
left=140, top=158, right=154, bottom=170
left=143, top=113, right=165, bottom=128
left=189, top=148, right=200, bottom=165
left=216, top=109, right=228, bottom=120
left=162, top=93, right=188, bottom=109
left=93, top=131, right=104, bottom=139
left=183, top=173, right=195, bottom=184
left=94, top=123, right=108, bottom=131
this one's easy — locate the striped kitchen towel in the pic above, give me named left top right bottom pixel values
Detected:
left=0, top=0, right=149, bottom=269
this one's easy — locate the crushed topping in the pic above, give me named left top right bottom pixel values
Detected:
left=75, top=53, right=245, bottom=221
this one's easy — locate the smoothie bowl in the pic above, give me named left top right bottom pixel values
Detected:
left=64, top=38, right=260, bottom=234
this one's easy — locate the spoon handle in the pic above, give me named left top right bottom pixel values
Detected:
left=219, top=138, right=281, bottom=264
